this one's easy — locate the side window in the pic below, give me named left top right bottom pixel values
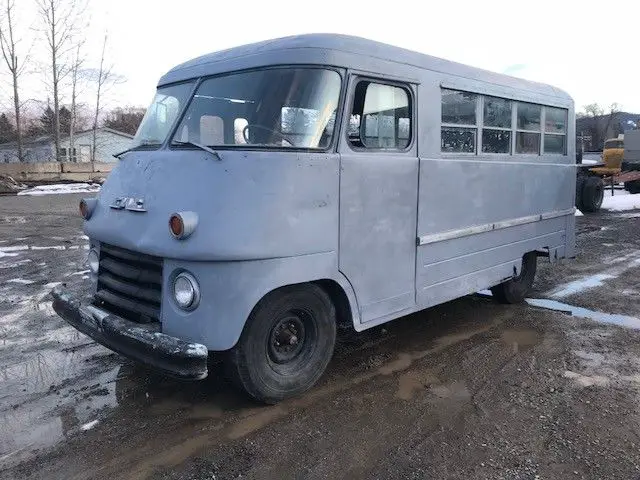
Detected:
left=544, top=107, right=567, bottom=154
left=515, top=102, right=541, bottom=154
left=200, top=115, right=223, bottom=145
left=482, top=96, right=512, bottom=153
left=234, top=118, right=248, bottom=144
left=348, top=81, right=411, bottom=150
left=441, top=89, right=477, bottom=153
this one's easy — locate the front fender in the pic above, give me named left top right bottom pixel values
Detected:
left=161, top=251, right=359, bottom=350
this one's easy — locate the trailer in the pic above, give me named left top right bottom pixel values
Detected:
left=575, top=131, right=640, bottom=213
left=621, top=130, right=640, bottom=193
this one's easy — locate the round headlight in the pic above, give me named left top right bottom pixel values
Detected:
left=87, top=249, right=99, bottom=274
left=173, top=272, right=200, bottom=310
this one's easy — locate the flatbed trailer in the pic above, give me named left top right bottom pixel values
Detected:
left=575, top=151, right=640, bottom=213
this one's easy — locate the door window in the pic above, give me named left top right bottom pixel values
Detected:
left=348, top=81, right=412, bottom=150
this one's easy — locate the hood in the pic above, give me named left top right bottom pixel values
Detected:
left=84, top=149, right=338, bottom=261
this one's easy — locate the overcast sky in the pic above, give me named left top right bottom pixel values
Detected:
left=3, top=0, right=640, bottom=114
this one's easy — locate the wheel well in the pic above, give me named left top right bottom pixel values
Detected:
left=313, top=279, right=354, bottom=330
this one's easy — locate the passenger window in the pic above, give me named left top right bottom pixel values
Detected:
left=349, top=81, right=411, bottom=150
left=482, top=96, right=512, bottom=154
left=441, top=89, right=477, bottom=153
left=516, top=102, right=542, bottom=154
left=234, top=118, right=248, bottom=144
left=200, top=115, right=224, bottom=145
left=544, top=107, right=567, bottom=154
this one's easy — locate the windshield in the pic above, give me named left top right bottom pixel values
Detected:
left=131, top=82, right=194, bottom=148
left=171, top=68, right=342, bottom=150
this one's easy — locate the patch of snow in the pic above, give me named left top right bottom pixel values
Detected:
left=563, top=370, right=610, bottom=388
left=601, top=192, right=640, bottom=212
left=575, top=209, right=584, bottom=217
left=69, top=270, right=90, bottom=276
left=17, top=183, right=100, bottom=196
left=0, top=245, right=29, bottom=252
left=68, top=245, right=80, bottom=250
left=0, top=258, right=32, bottom=269
left=44, top=282, right=63, bottom=289
left=546, top=252, right=640, bottom=299
left=30, top=245, right=66, bottom=251
left=550, top=274, right=615, bottom=298
left=80, top=420, right=99, bottom=431
left=0, top=251, right=19, bottom=258
left=7, top=279, right=35, bottom=285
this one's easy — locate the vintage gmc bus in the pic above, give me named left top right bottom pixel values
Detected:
left=52, top=34, right=576, bottom=403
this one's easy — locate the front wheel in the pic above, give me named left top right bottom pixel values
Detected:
left=226, top=284, right=336, bottom=404
left=491, top=252, right=537, bottom=304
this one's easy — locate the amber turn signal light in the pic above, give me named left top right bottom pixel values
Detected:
left=169, top=211, right=198, bottom=239
left=79, top=198, right=97, bottom=220
left=79, top=200, right=88, bottom=218
left=169, top=214, right=184, bottom=238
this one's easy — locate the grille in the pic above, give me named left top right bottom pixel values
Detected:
left=94, top=243, right=163, bottom=323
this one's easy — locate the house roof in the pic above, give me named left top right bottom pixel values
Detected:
left=0, top=126, right=134, bottom=148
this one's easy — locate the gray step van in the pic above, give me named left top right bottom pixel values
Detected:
left=52, top=34, right=576, bottom=403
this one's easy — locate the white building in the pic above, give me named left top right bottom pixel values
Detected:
left=0, top=127, right=133, bottom=163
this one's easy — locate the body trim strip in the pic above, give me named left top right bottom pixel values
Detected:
left=417, top=207, right=575, bottom=246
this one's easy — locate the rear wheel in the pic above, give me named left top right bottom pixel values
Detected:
left=581, top=176, right=604, bottom=213
left=226, top=284, right=336, bottom=404
left=491, top=252, right=537, bottom=304
left=625, top=181, right=640, bottom=194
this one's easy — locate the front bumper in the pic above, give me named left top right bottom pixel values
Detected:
left=51, top=286, right=208, bottom=380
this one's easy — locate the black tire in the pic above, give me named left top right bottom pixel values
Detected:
left=575, top=174, right=586, bottom=211
left=491, top=252, right=537, bottom=304
left=581, top=176, right=604, bottom=213
left=226, top=284, right=336, bottom=404
left=625, top=181, right=640, bottom=194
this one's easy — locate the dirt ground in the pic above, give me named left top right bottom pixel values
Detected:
left=2, top=193, right=640, bottom=480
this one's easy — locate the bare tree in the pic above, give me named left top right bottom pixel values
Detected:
left=68, top=39, right=85, bottom=161
left=91, top=33, right=121, bottom=162
left=0, top=0, right=28, bottom=160
left=580, top=102, right=622, bottom=150
left=36, top=0, right=86, bottom=162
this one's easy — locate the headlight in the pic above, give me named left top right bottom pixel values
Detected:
left=172, top=272, right=200, bottom=310
left=87, top=249, right=99, bottom=274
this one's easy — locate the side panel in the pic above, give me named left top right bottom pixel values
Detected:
left=415, top=158, right=574, bottom=308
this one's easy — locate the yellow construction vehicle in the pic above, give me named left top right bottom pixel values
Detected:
left=590, top=135, right=624, bottom=176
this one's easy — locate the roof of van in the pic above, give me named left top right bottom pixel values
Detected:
left=158, top=33, right=571, bottom=102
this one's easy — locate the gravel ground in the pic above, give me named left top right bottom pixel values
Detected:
left=2, top=194, right=640, bottom=480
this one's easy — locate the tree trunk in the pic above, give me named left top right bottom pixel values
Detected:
left=12, top=69, right=22, bottom=161
left=70, top=71, right=76, bottom=162
left=50, top=0, right=61, bottom=162
left=92, top=36, right=107, bottom=163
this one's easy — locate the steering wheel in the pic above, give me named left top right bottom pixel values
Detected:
left=242, top=124, right=294, bottom=147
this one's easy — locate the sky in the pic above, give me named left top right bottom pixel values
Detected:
left=2, top=0, right=640, bottom=115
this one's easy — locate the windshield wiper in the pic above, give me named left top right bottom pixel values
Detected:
left=113, top=147, right=134, bottom=159
left=173, top=141, right=222, bottom=160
